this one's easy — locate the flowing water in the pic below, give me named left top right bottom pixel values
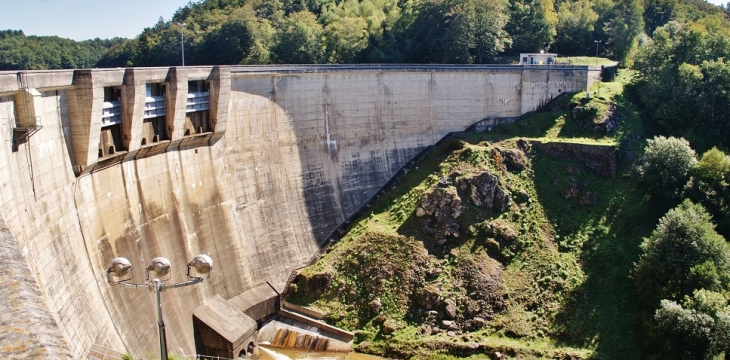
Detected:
left=257, top=346, right=387, bottom=360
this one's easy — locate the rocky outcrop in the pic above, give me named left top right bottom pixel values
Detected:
left=417, top=187, right=463, bottom=244
left=572, top=103, right=619, bottom=133
left=296, top=271, right=333, bottom=296
left=495, top=148, right=525, bottom=172
left=417, top=286, right=442, bottom=310
left=457, top=172, right=511, bottom=212
left=532, top=141, right=616, bottom=178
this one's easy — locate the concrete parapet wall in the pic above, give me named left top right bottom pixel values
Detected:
left=0, top=65, right=589, bottom=358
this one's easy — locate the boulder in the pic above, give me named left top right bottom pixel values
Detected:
left=418, top=187, right=463, bottom=244
left=370, top=298, right=382, bottom=314
left=497, top=148, right=525, bottom=172
left=471, top=317, right=486, bottom=329
left=418, top=285, right=442, bottom=310
left=382, top=322, right=397, bottom=335
left=444, top=298, right=458, bottom=320
left=457, top=171, right=511, bottom=212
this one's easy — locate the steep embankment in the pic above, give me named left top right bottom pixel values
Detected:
left=290, top=70, right=653, bottom=359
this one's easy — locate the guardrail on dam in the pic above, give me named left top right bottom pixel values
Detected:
left=0, top=64, right=593, bottom=358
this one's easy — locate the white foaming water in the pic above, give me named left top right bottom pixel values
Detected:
left=258, top=346, right=293, bottom=360
left=257, top=345, right=355, bottom=360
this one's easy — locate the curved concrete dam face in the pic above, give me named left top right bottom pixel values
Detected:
left=0, top=65, right=591, bottom=358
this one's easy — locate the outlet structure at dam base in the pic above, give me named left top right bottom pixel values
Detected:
left=0, top=64, right=596, bottom=358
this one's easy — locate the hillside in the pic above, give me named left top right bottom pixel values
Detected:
left=0, top=30, right=120, bottom=70
left=286, top=71, right=674, bottom=359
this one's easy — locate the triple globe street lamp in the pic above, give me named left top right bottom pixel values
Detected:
left=106, top=254, right=213, bottom=360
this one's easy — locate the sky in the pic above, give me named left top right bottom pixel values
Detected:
left=0, top=0, right=189, bottom=41
left=1, top=0, right=727, bottom=41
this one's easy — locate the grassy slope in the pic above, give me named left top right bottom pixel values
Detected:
left=291, top=70, right=658, bottom=359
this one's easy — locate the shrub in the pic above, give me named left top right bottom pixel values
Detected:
left=686, top=147, right=730, bottom=236
left=654, top=290, right=730, bottom=360
left=640, top=136, right=697, bottom=199
left=634, top=200, right=730, bottom=306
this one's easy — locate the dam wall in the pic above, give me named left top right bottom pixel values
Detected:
left=0, top=64, right=588, bottom=358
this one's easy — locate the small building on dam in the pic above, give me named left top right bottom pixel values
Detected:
left=0, top=64, right=596, bottom=358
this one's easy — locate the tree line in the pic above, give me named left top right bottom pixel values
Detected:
left=0, top=30, right=124, bottom=70
left=4, top=0, right=726, bottom=71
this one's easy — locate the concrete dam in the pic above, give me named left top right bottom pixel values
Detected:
left=0, top=64, right=593, bottom=358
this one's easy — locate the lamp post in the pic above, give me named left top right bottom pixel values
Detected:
left=179, top=22, right=186, bottom=66
left=594, top=40, right=602, bottom=66
left=106, top=254, right=213, bottom=360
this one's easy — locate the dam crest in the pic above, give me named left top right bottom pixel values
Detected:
left=0, top=64, right=595, bottom=358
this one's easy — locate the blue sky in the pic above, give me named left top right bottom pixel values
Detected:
left=1, top=0, right=727, bottom=41
left=0, top=0, right=188, bottom=41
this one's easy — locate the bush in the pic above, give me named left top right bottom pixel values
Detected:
left=686, top=147, right=730, bottom=236
left=640, top=136, right=697, bottom=199
left=634, top=200, right=730, bottom=306
left=695, top=147, right=730, bottom=185
left=654, top=290, right=730, bottom=360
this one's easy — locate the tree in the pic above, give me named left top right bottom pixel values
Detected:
left=324, top=16, right=369, bottom=63
left=640, top=136, right=697, bottom=198
left=654, top=290, right=730, bottom=359
left=686, top=147, right=730, bottom=238
left=643, top=0, right=677, bottom=35
left=505, top=0, right=557, bottom=53
left=272, top=11, right=326, bottom=63
left=634, top=21, right=730, bottom=150
left=552, top=0, right=598, bottom=56
left=403, top=0, right=510, bottom=63
left=635, top=200, right=730, bottom=307
left=194, top=8, right=274, bottom=65
left=604, top=0, right=644, bottom=64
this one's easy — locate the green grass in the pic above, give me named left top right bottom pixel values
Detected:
left=292, top=69, right=655, bottom=359
left=559, top=57, right=617, bottom=66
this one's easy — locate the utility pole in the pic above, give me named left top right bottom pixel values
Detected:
left=179, top=23, right=186, bottom=66
left=594, top=40, right=601, bottom=66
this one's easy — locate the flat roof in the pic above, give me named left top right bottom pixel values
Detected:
left=193, top=294, right=257, bottom=345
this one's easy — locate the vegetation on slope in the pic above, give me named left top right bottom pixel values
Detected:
left=290, top=68, right=730, bottom=359
left=288, top=70, right=663, bottom=359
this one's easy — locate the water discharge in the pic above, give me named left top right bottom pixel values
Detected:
left=257, top=346, right=386, bottom=360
